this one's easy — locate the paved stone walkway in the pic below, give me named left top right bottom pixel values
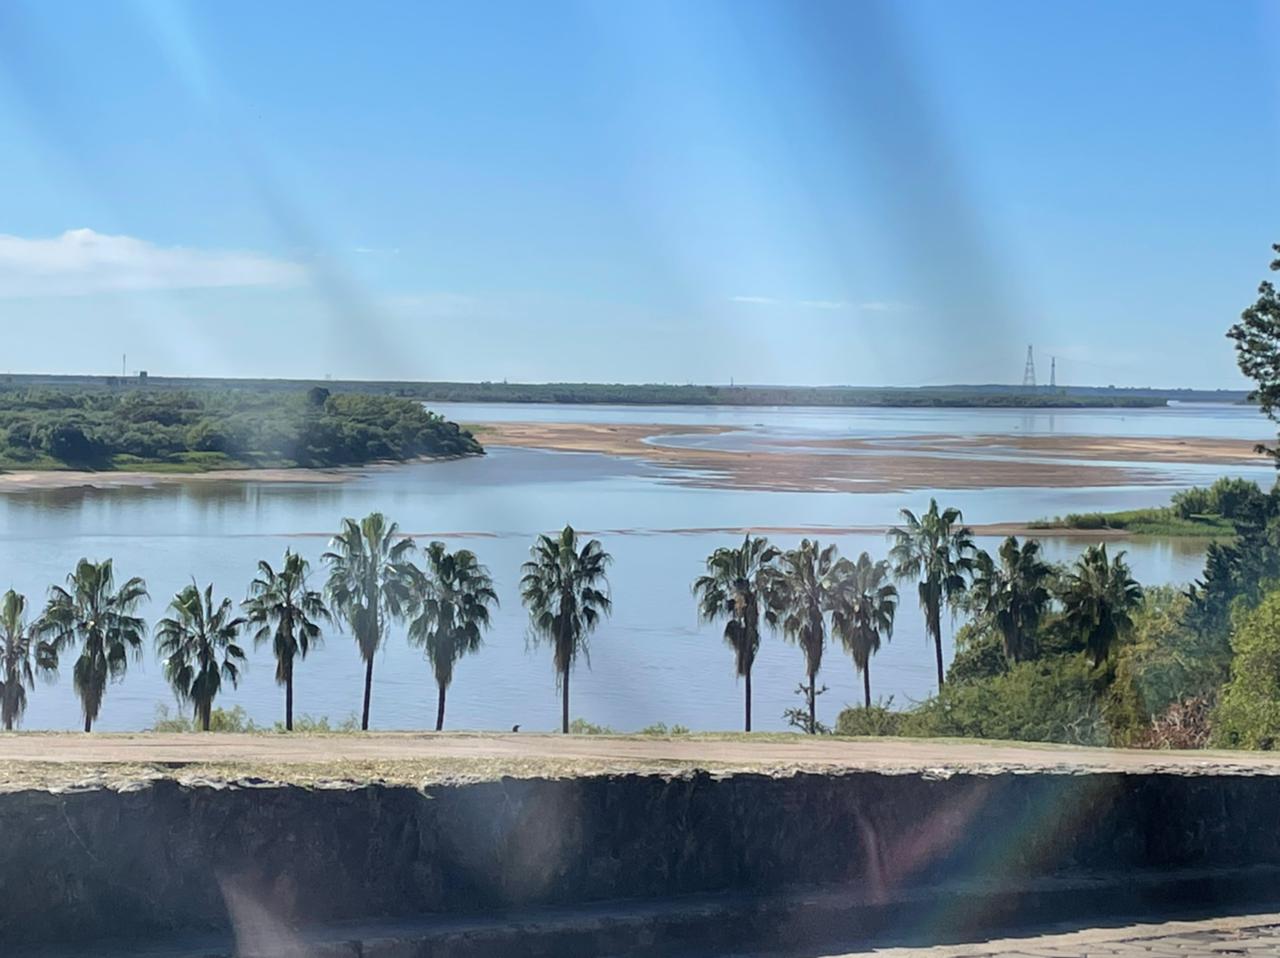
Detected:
left=822, top=913, right=1280, bottom=957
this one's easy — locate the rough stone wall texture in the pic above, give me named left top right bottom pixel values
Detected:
left=2, top=771, right=1279, bottom=946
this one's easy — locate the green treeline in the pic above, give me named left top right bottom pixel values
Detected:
left=0, top=388, right=482, bottom=470
left=394, top=381, right=1168, bottom=408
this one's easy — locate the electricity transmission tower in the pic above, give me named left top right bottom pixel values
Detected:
left=1022, top=345, right=1036, bottom=389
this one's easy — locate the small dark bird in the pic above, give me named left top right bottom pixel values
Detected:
left=511, top=724, right=521, bottom=732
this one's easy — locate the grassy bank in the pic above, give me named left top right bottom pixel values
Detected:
left=1028, top=507, right=1236, bottom=538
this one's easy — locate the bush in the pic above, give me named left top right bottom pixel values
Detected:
left=947, top=623, right=1009, bottom=684
left=834, top=700, right=903, bottom=736
left=568, top=718, right=615, bottom=735
left=637, top=722, right=690, bottom=736
left=906, top=655, right=1109, bottom=746
left=273, top=713, right=361, bottom=733
left=150, top=704, right=257, bottom=732
left=1212, top=591, right=1280, bottom=749
left=1105, top=587, right=1229, bottom=743
left=1173, top=477, right=1268, bottom=521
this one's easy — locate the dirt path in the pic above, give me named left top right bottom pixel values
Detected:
left=1, top=733, right=1277, bottom=788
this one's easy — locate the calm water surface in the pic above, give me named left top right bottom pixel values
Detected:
left=2, top=403, right=1272, bottom=733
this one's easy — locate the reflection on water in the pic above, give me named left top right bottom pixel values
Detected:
left=0, top=402, right=1262, bottom=733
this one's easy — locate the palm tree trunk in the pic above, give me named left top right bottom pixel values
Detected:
left=807, top=674, right=816, bottom=734
left=435, top=683, right=446, bottom=732
left=84, top=713, right=92, bottom=734
left=562, top=666, right=570, bottom=734
left=744, top=668, right=752, bottom=733
left=285, top=660, right=294, bottom=732
left=201, top=701, right=211, bottom=732
left=933, top=633, right=945, bottom=689
left=361, top=656, right=374, bottom=731
left=863, top=663, right=872, bottom=709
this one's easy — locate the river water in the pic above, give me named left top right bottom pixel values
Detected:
left=2, top=402, right=1273, bottom=733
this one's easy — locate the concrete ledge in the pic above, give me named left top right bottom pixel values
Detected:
left=4, top=769, right=1280, bottom=950
left=14, top=869, right=1280, bottom=958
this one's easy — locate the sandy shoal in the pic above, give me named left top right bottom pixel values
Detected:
left=479, top=422, right=1271, bottom=495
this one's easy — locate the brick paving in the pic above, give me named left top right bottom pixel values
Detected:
left=822, top=913, right=1280, bottom=957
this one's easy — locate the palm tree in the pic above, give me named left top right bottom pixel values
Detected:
left=40, top=559, right=148, bottom=732
left=1059, top=544, right=1143, bottom=666
left=520, top=525, right=612, bottom=734
left=970, top=537, right=1054, bottom=663
left=0, top=590, right=56, bottom=730
left=155, top=582, right=247, bottom=731
left=828, top=553, right=898, bottom=709
left=323, top=513, right=415, bottom=731
left=408, top=542, right=498, bottom=731
left=766, top=539, right=841, bottom=734
left=243, top=550, right=331, bottom=731
left=692, top=535, right=779, bottom=732
left=888, top=499, right=975, bottom=690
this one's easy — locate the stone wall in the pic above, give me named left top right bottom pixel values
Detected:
left=3, top=770, right=1279, bottom=947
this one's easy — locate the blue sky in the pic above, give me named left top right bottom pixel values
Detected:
left=0, top=1, right=1277, bottom=388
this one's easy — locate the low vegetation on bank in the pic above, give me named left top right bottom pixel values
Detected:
left=1030, top=477, right=1261, bottom=538
left=0, top=388, right=482, bottom=471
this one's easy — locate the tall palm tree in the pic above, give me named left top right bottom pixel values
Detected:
left=0, top=590, right=56, bottom=730
left=40, top=559, right=148, bottom=732
left=520, top=525, right=612, bottom=734
left=970, top=537, right=1054, bottom=663
left=692, top=535, right=779, bottom=732
left=1059, top=544, right=1143, bottom=666
left=888, top=499, right=975, bottom=690
left=408, top=542, right=498, bottom=731
left=155, top=582, right=247, bottom=731
left=766, top=539, right=841, bottom=734
left=828, top=553, right=898, bottom=709
left=323, top=513, right=415, bottom=731
left=243, top=550, right=331, bottom=731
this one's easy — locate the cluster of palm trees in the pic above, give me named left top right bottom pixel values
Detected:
left=695, top=499, right=1143, bottom=732
left=0, top=501, right=1141, bottom=735
left=0, top=513, right=610, bottom=734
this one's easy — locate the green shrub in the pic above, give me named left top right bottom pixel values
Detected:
left=1106, top=587, right=1229, bottom=744
left=637, top=722, right=690, bottom=736
left=1212, top=591, right=1280, bottom=749
left=272, top=713, right=361, bottom=733
left=567, top=718, right=615, bottom=735
left=150, top=704, right=257, bottom=732
left=947, top=623, right=1009, bottom=684
left=905, top=655, right=1109, bottom=746
left=834, top=700, right=903, bottom=736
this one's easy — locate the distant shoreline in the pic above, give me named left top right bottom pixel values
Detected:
left=0, top=372, right=1252, bottom=408
left=0, top=453, right=474, bottom=492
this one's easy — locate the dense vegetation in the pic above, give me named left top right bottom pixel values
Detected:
left=1030, top=476, right=1263, bottom=537
left=0, top=388, right=481, bottom=470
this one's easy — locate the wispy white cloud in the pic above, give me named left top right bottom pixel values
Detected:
left=732, top=296, right=908, bottom=312
left=353, top=246, right=401, bottom=255
left=0, top=228, right=306, bottom=297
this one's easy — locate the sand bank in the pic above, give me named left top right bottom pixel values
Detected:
left=480, top=421, right=1269, bottom=494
